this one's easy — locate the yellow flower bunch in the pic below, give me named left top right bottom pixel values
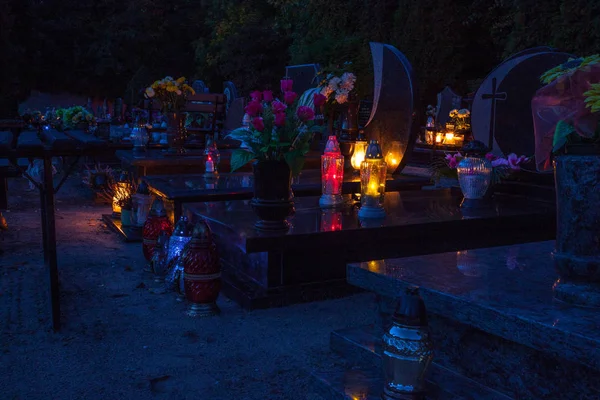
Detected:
left=583, top=83, right=600, bottom=113
left=541, top=55, right=600, bottom=85
left=145, top=76, right=195, bottom=111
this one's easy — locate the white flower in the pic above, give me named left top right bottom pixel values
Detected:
left=457, top=109, right=470, bottom=117
left=328, top=77, right=341, bottom=91
left=176, top=89, right=182, bottom=95
left=321, top=87, right=334, bottom=99
left=340, top=72, right=356, bottom=91
left=145, top=87, right=155, bottom=98
left=335, top=90, right=349, bottom=104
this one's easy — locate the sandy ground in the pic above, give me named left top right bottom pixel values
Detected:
left=0, top=172, right=374, bottom=400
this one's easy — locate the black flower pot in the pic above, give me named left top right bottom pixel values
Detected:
left=250, top=160, right=294, bottom=231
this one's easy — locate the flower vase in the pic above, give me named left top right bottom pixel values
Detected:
left=340, top=100, right=359, bottom=140
left=250, top=160, right=294, bottom=231
left=166, top=112, right=186, bottom=154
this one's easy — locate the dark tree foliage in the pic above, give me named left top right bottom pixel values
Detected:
left=1, top=0, right=599, bottom=117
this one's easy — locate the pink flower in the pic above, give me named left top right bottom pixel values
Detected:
left=274, top=112, right=286, bottom=127
left=262, top=90, right=273, bottom=102
left=251, top=117, right=264, bottom=132
left=250, top=90, right=262, bottom=102
left=491, top=158, right=509, bottom=168
left=313, top=93, right=327, bottom=108
left=280, top=79, right=293, bottom=93
left=296, top=106, right=315, bottom=122
left=445, top=152, right=462, bottom=169
left=448, top=157, right=459, bottom=169
left=507, top=153, right=528, bottom=170
left=244, top=100, right=263, bottom=117
left=485, top=152, right=498, bottom=161
left=271, top=101, right=287, bottom=114
left=283, top=91, right=298, bottom=105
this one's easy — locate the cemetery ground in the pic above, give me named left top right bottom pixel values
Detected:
left=0, top=174, right=373, bottom=400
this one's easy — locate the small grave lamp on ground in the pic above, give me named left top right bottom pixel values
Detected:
left=112, top=171, right=132, bottom=217
left=457, top=140, right=492, bottom=208
left=319, top=135, right=344, bottom=208
left=358, top=140, right=387, bottom=219
left=204, top=136, right=220, bottom=176
left=131, top=181, right=154, bottom=228
left=166, top=216, right=192, bottom=269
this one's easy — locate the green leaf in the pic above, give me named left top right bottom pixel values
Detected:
left=310, top=125, right=325, bottom=134
left=284, top=150, right=305, bottom=177
left=553, top=120, right=576, bottom=153
left=230, top=149, right=255, bottom=172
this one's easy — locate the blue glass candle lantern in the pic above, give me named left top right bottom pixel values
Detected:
left=358, top=140, right=387, bottom=219
left=166, top=216, right=192, bottom=267
left=319, top=136, right=344, bottom=208
left=457, top=140, right=492, bottom=208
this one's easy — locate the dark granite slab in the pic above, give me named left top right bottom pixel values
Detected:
left=189, top=190, right=555, bottom=255
left=311, top=362, right=511, bottom=400
left=347, top=241, right=600, bottom=372
left=187, top=190, right=555, bottom=309
left=145, top=171, right=427, bottom=202
left=101, top=214, right=143, bottom=242
left=331, top=323, right=600, bottom=400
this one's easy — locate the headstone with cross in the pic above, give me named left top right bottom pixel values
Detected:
left=471, top=48, right=574, bottom=157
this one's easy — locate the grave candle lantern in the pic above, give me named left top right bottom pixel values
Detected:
left=142, top=198, right=174, bottom=262
left=434, top=132, right=444, bottom=144
left=351, top=138, right=368, bottom=171
left=384, top=141, right=402, bottom=174
left=457, top=140, right=492, bottom=208
left=131, top=181, right=154, bottom=227
left=319, top=135, right=344, bottom=208
left=358, top=140, right=387, bottom=219
left=166, top=216, right=192, bottom=268
left=443, top=132, right=455, bottom=145
left=204, top=136, right=220, bottom=175
left=183, top=220, right=221, bottom=317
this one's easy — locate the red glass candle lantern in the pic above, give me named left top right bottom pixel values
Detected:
left=319, top=135, right=344, bottom=208
left=142, top=198, right=173, bottom=262
left=182, top=220, right=221, bottom=317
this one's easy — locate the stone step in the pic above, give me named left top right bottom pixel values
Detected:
left=311, top=325, right=512, bottom=400
left=346, top=242, right=600, bottom=399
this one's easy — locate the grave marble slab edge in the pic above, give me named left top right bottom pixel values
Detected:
left=347, top=241, right=600, bottom=372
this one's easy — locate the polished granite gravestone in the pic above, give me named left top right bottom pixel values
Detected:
left=285, top=63, right=321, bottom=95
left=145, top=170, right=428, bottom=224
left=186, top=189, right=555, bottom=309
left=318, top=242, right=600, bottom=399
left=435, top=86, right=463, bottom=126
left=471, top=47, right=573, bottom=157
left=363, top=43, right=419, bottom=174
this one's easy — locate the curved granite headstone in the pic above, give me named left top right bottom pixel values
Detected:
left=223, top=81, right=239, bottom=114
left=471, top=49, right=574, bottom=157
left=192, top=80, right=209, bottom=94
left=285, top=64, right=321, bottom=96
left=363, top=42, right=418, bottom=175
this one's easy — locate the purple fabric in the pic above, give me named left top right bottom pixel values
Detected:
left=532, top=64, right=600, bottom=171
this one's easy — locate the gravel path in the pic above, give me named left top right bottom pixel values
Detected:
left=0, top=173, right=374, bottom=400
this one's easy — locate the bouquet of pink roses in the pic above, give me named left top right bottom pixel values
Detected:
left=227, top=79, right=323, bottom=176
left=430, top=151, right=529, bottom=184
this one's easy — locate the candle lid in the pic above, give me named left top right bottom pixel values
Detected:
left=149, top=198, right=167, bottom=217
left=324, top=135, right=341, bottom=154
left=391, top=286, right=428, bottom=327
left=461, top=140, right=489, bottom=157
left=136, top=181, right=151, bottom=195
left=172, top=216, right=190, bottom=237
left=365, top=140, right=383, bottom=159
